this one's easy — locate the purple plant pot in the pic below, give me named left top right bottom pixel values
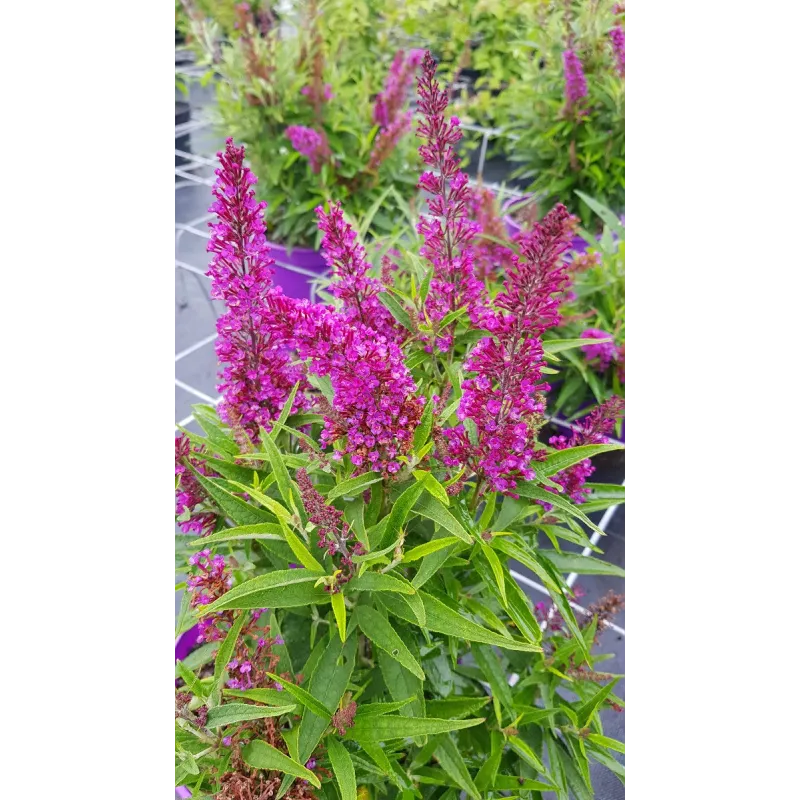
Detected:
left=267, top=239, right=330, bottom=301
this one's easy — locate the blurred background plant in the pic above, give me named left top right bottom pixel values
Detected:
left=180, top=0, right=422, bottom=249
left=498, top=0, right=625, bottom=228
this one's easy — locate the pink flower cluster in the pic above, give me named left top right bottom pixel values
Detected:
left=609, top=26, right=625, bottom=78
left=315, top=202, right=400, bottom=341
left=580, top=328, right=619, bottom=371
left=285, top=125, right=332, bottom=174
left=443, top=205, right=578, bottom=493
left=373, top=49, right=424, bottom=128
left=187, top=549, right=235, bottom=642
left=548, top=397, right=625, bottom=503
left=562, top=49, right=588, bottom=111
left=268, top=295, right=424, bottom=475
left=206, top=138, right=306, bottom=441
left=466, top=186, right=516, bottom=280
left=175, top=435, right=217, bottom=535
left=415, top=51, right=483, bottom=351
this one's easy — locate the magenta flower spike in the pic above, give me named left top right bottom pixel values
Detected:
left=610, top=25, right=625, bottom=77
left=580, top=328, right=619, bottom=370
left=285, top=125, right=332, bottom=173
left=373, top=49, right=424, bottom=128
left=206, top=138, right=306, bottom=441
left=315, top=201, right=400, bottom=341
left=442, top=204, right=578, bottom=494
left=415, top=51, right=482, bottom=351
left=562, top=49, right=588, bottom=111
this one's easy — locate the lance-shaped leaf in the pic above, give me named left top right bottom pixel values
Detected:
left=206, top=703, right=297, bottom=728
left=327, top=471, right=383, bottom=501
left=472, top=644, right=515, bottom=716
left=258, top=433, right=295, bottom=508
left=326, top=738, right=356, bottom=800
left=241, top=740, right=321, bottom=788
left=355, top=606, right=425, bottom=680
left=278, top=519, right=324, bottom=573
left=403, top=536, right=464, bottom=563
left=576, top=677, right=621, bottom=728
left=267, top=673, right=333, bottom=719
left=228, top=481, right=292, bottom=523
left=376, top=481, right=426, bottom=548
left=413, top=396, right=434, bottom=452
left=414, top=493, right=473, bottom=543
left=187, top=522, right=283, bottom=547
left=200, top=569, right=329, bottom=613
left=344, top=572, right=416, bottom=595
left=434, top=734, right=481, bottom=799
left=345, top=715, right=484, bottom=741
left=413, top=469, right=450, bottom=506
left=355, top=698, right=417, bottom=718
left=417, top=592, right=540, bottom=652
left=538, top=444, right=624, bottom=478
left=513, top=482, right=606, bottom=536
left=268, top=381, right=300, bottom=440
left=331, top=592, right=346, bottom=642
left=425, top=697, right=491, bottom=719
left=190, top=471, right=274, bottom=526
left=211, top=611, right=247, bottom=699
left=543, top=550, right=624, bottom=577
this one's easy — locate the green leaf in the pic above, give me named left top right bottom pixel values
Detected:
left=474, top=731, right=503, bottom=792
left=378, top=639, right=426, bottom=720
left=225, top=687, right=289, bottom=706
left=356, top=698, right=417, bottom=718
left=438, top=305, right=470, bottom=329
left=587, top=733, right=625, bottom=754
left=377, top=482, right=426, bottom=548
left=327, top=738, right=356, bottom=800
left=417, top=592, right=540, bottom=652
left=576, top=677, right=621, bottom=727
left=269, top=381, right=300, bottom=440
left=425, top=697, right=491, bottom=719
left=201, top=569, right=329, bottom=613
left=403, top=536, right=463, bottom=562
left=267, top=673, right=332, bottom=720
left=414, top=494, right=473, bottom=544
left=191, top=471, right=273, bottom=526
left=241, top=740, right=321, bottom=788
left=175, top=660, right=206, bottom=699
left=175, top=590, right=191, bottom=639
left=478, top=542, right=507, bottom=607
left=539, top=444, right=624, bottom=478
left=471, top=644, right=514, bottom=715
left=187, top=522, right=283, bottom=547
left=508, top=735, right=547, bottom=774
left=331, top=592, right=346, bottom=642
left=212, top=611, right=247, bottom=698
left=543, top=337, right=611, bottom=356
left=327, top=471, right=382, bottom=501
left=414, top=470, right=450, bottom=506
left=345, top=716, right=484, bottom=741
left=178, top=642, right=217, bottom=673
left=296, top=635, right=357, bottom=764
left=279, top=519, right=325, bottom=573
left=260, top=434, right=294, bottom=509
left=574, top=190, right=624, bottom=235
left=344, top=572, right=417, bottom=595
left=513, top=482, right=606, bottom=537
left=542, top=551, right=624, bottom=577
left=355, top=606, right=425, bottom=681
left=377, top=292, right=413, bottom=331
left=206, top=702, right=296, bottom=728
left=434, top=735, right=481, bottom=799
left=413, top=397, right=434, bottom=452
left=227, top=481, right=292, bottom=523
